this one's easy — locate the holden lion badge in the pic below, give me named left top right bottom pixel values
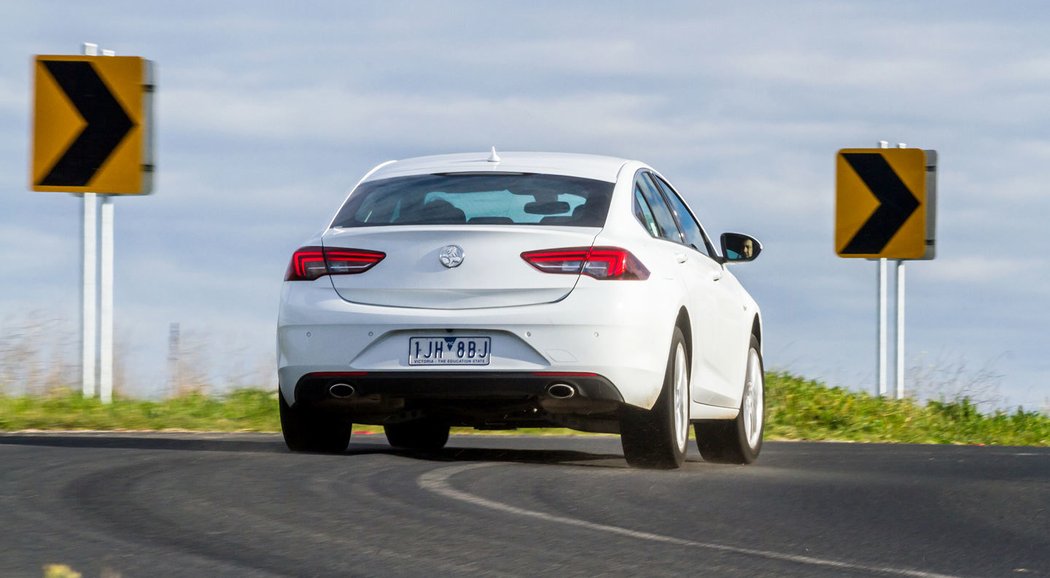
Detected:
left=439, top=245, right=465, bottom=268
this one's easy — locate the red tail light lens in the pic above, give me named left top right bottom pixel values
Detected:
left=521, top=246, right=649, bottom=280
left=286, top=247, right=327, bottom=281
left=285, top=246, right=385, bottom=281
left=324, top=248, right=386, bottom=275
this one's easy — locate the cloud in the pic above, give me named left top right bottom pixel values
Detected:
left=922, top=256, right=1032, bottom=284
left=161, top=85, right=665, bottom=147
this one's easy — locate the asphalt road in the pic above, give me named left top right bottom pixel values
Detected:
left=0, top=433, right=1046, bottom=578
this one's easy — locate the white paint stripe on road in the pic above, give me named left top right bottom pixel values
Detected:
left=419, top=463, right=962, bottom=578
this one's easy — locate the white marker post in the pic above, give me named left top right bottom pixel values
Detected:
left=896, top=259, right=906, bottom=399
left=81, top=192, right=97, bottom=397
left=877, top=258, right=888, bottom=396
left=99, top=47, right=116, bottom=404
left=100, top=194, right=114, bottom=403
left=895, top=142, right=907, bottom=400
left=80, top=42, right=98, bottom=398
left=78, top=42, right=118, bottom=403
left=875, top=140, right=910, bottom=400
left=876, top=141, right=889, bottom=397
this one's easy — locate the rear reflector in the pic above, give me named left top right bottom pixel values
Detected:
left=285, top=246, right=385, bottom=281
left=521, top=246, right=649, bottom=280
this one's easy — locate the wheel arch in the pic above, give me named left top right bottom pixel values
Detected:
left=751, top=314, right=762, bottom=349
left=674, top=307, right=692, bottom=368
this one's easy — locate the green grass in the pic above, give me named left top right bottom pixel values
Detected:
left=1, top=373, right=1047, bottom=446
left=0, top=389, right=281, bottom=432
left=765, top=371, right=1049, bottom=446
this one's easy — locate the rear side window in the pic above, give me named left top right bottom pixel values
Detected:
left=633, top=187, right=660, bottom=237
left=652, top=175, right=715, bottom=257
left=634, top=173, right=683, bottom=243
left=331, top=174, right=614, bottom=227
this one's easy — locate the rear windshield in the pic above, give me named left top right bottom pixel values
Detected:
left=331, top=173, right=614, bottom=228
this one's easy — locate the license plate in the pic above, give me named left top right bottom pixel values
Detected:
left=409, top=336, right=491, bottom=366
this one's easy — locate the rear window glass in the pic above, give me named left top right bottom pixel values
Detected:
left=331, top=173, right=614, bottom=228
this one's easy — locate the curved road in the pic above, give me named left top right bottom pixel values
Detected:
left=0, top=433, right=1046, bottom=577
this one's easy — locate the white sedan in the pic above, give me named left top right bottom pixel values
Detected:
left=277, top=150, right=764, bottom=469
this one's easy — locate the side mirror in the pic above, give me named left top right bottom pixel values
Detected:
left=720, top=232, right=762, bottom=263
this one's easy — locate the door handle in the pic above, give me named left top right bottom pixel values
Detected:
left=675, top=253, right=688, bottom=264
left=710, top=270, right=723, bottom=282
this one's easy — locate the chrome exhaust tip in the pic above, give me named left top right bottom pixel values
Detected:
left=546, top=383, right=576, bottom=400
left=329, top=383, right=356, bottom=399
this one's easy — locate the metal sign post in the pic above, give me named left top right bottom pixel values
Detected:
left=32, top=42, right=152, bottom=402
left=876, top=140, right=906, bottom=399
left=81, top=193, right=97, bottom=397
left=80, top=43, right=119, bottom=404
left=835, top=141, right=937, bottom=399
left=878, top=255, right=888, bottom=397
left=98, top=45, right=116, bottom=405
left=896, top=259, right=906, bottom=399
left=876, top=141, right=913, bottom=399
left=100, top=193, right=114, bottom=403
left=80, top=42, right=99, bottom=399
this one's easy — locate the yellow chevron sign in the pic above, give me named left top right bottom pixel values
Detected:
left=31, top=55, right=153, bottom=194
left=836, top=148, right=936, bottom=260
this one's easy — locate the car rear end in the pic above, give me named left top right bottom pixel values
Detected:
left=277, top=152, right=675, bottom=433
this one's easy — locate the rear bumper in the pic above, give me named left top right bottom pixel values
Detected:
left=294, top=370, right=623, bottom=405
left=277, top=277, right=682, bottom=410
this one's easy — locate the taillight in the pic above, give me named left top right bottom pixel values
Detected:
left=324, top=248, right=386, bottom=275
left=521, top=246, right=649, bottom=280
left=285, top=246, right=385, bottom=281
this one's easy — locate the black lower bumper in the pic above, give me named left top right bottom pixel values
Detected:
left=294, top=370, right=624, bottom=405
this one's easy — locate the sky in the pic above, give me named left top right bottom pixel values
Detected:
left=1, top=1, right=1048, bottom=411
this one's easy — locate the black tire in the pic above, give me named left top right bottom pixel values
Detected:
left=279, top=393, right=351, bottom=453
left=384, top=418, right=451, bottom=451
left=620, top=327, right=690, bottom=469
left=695, top=335, right=764, bottom=464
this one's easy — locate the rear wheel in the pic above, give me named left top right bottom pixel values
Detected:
left=279, top=393, right=351, bottom=453
left=695, top=335, right=764, bottom=464
left=620, top=327, right=689, bottom=469
left=384, top=418, right=451, bottom=451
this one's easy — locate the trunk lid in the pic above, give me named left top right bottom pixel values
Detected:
left=322, top=225, right=600, bottom=309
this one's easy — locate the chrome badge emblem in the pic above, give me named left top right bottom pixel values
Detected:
left=439, top=245, right=465, bottom=268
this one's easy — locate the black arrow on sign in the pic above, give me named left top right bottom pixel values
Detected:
left=37, top=61, right=134, bottom=187
left=839, top=153, right=920, bottom=255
